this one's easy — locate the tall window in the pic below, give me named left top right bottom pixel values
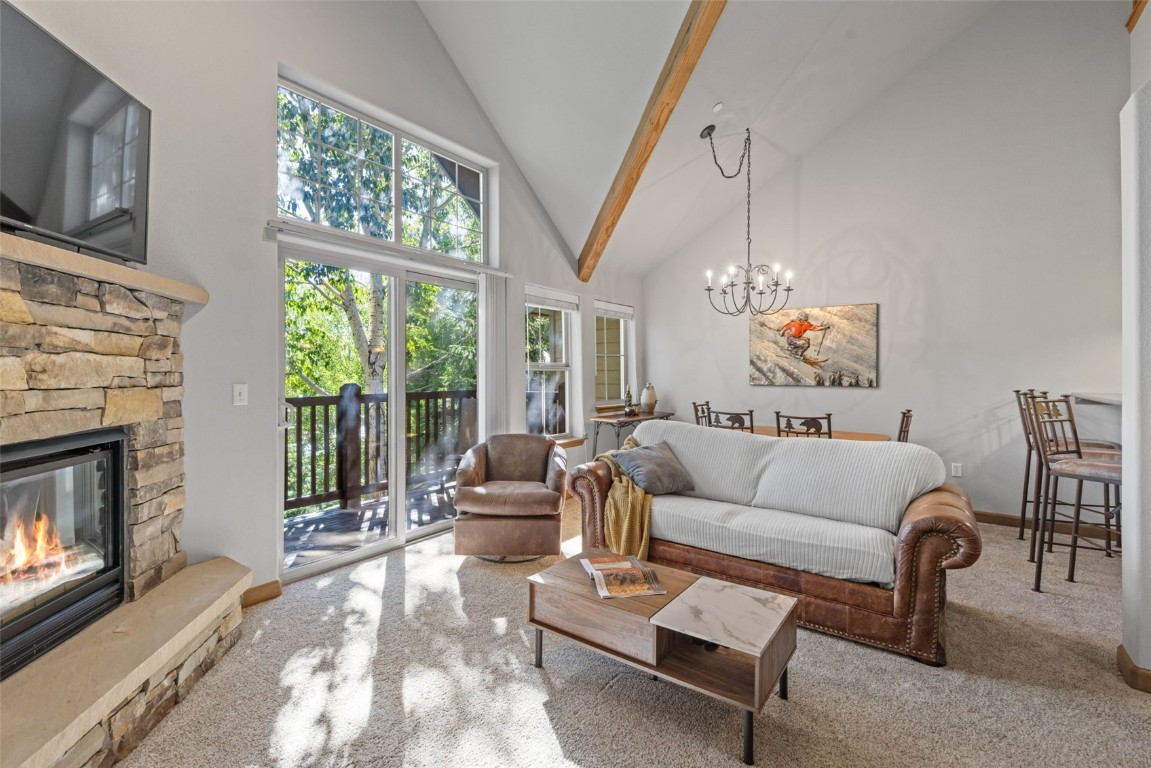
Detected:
left=276, top=84, right=484, bottom=262
left=594, top=302, right=633, bottom=403
left=90, top=102, right=140, bottom=219
left=525, top=295, right=574, bottom=437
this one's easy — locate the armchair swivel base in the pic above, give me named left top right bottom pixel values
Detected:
left=454, top=512, right=561, bottom=561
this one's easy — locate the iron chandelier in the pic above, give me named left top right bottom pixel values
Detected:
left=701, top=124, right=794, bottom=317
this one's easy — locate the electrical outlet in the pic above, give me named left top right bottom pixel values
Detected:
left=232, top=383, right=249, bottom=406
left=951, top=463, right=963, bottom=478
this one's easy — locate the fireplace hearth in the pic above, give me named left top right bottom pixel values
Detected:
left=1, top=428, right=127, bottom=679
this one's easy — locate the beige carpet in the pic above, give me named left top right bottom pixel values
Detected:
left=121, top=502, right=1150, bottom=767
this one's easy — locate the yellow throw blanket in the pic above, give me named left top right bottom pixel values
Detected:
left=594, top=435, right=652, bottom=559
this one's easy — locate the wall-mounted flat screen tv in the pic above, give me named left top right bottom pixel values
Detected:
left=1, top=1, right=150, bottom=264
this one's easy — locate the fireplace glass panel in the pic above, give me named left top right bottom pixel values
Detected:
left=1, top=452, right=112, bottom=626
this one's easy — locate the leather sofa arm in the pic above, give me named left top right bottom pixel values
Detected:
left=456, top=444, right=487, bottom=489
left=898, top=487, right=982, bottom=570
left=893, top=484, right=981, bottom=621
left=570, top=461, right=613, bottom=549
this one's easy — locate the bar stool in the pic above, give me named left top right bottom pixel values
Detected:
left=1014, top=389, right=1119, bottom=555
left=1028, top=394, right=1121, bottom=592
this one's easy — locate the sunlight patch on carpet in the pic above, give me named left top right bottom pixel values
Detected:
left=268, top=556, right=388, bottom=767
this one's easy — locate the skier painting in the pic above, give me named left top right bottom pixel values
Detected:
left=749, top=303, right=878, bottom=387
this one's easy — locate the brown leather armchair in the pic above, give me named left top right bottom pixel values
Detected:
left=453, top=434, right=567, bottom=561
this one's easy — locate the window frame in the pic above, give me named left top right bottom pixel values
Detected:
left=593, top=313, right=632, bottom=404
left=593, top=300, right=635, bottom=405
left=276, top=80, right=487, bottom=264
left=525, top=303, right=573, bottom=438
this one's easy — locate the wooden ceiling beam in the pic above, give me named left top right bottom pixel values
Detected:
left=576, top=0, right=727, bottom=282
left=1130, top=1, right=1147, bottom=33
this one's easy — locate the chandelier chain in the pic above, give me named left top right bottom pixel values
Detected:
left=705, top=128, right=754, bottom=258
left=745, top=129, right=751, bottom=253
left=705, top=127, right=748, bottom=179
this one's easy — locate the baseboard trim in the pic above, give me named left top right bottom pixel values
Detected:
left=1118, top=644, right=1151, bottom=694
left=974, top=511, right=1118, bottom=541
left=242, top=579, right=282, bottom=607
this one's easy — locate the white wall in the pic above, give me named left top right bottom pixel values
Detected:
left=643, top=1, right=1129, bottom=517
left=1120, top=81, right=1151, bottom=676
left=15, top=0, right=643, bottom=587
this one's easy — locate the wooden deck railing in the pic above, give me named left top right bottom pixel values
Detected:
left=285, top=385, right=477, bottom=512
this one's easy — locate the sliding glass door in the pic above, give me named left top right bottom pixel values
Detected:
left=404, top=277, right=478, bottom=533
left=282, top=260, right=395, bottom=572
left=281, top=257, right=479, bottom=577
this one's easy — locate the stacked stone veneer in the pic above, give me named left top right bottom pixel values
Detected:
left=54, top=604, right=243, bottom=768
left=0, top=258, right=187, bottom=599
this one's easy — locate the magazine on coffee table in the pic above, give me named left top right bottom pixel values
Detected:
left=579, top=556, right=667, bottom=599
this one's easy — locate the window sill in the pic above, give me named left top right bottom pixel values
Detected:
left=554, top=436, right=586, bottom=450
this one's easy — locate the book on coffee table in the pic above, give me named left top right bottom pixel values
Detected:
left=579, top=556, right=667, bottom=599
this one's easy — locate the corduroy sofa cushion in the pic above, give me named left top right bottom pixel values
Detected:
left=650, top=495, right=897, bottom=586
left=632, top=420, right=945, bottom=534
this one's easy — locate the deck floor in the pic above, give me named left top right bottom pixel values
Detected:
left=282, top=486, right=456, bottom=570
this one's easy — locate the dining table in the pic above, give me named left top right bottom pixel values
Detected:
left=751, top=425, right=891, bottom=442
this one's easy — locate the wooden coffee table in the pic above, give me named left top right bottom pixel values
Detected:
left=528, top=550, right=797, bottom=765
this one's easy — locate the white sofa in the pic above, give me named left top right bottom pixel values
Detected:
left=571, top=420, right=982, bottom=664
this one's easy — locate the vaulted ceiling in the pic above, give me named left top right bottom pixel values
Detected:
left=419, top=1, right=994, bottom=277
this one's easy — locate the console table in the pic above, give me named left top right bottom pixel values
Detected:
left=589, top=411, right=674, bottom=456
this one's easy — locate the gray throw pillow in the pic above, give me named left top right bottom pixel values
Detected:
left=613, top=441, right=694, bottom=495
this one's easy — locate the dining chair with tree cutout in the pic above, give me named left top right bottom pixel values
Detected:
left=707, top=408, right=754, bottom=432
left=897, top=409, right=913, bottom=442
left=775, top=411, right=833, bottom=439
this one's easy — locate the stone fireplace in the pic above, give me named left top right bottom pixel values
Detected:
left=0, top=233, right=251, bottom=768
left=1, top=252, right=188, bottom=596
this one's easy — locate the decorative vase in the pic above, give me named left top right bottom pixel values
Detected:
left=623, top=386, right=637, bottom=416
left=640, top=383, right=657, bottom=414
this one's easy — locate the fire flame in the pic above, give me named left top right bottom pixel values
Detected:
left=2, top=513, right=68, bottom=583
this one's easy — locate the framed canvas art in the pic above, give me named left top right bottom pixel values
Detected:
left=750, top=303, right=878, bottom=387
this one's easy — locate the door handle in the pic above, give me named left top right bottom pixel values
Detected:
left=278, top=400, right=295, bottom=430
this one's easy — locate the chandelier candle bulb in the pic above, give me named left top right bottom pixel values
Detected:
left=707, top=270, right=712, bottom=287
